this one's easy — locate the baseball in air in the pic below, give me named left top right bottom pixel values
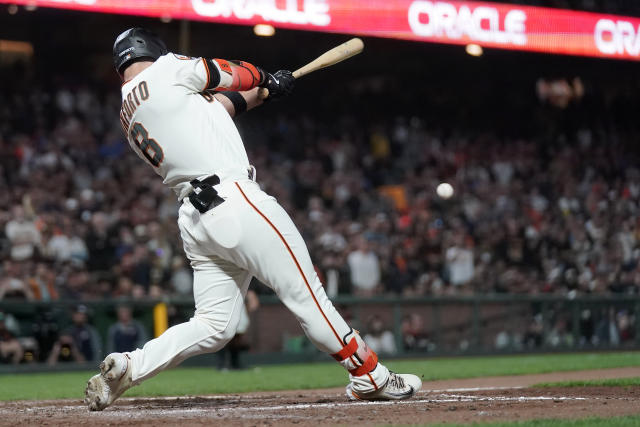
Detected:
left=436, top=182, right=454, bottom=199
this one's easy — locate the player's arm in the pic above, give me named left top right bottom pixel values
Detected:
left=208, top=59, right=264, bottom=92
left=206, top=59, right=293, bottom=97
left=212, top=69, right=294, bottom=117
left=176, top=55, right=294, bottom=114
left=213, top=88, right=263, bottom=118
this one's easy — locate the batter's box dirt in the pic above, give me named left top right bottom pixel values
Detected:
left=1, top=368, right=639, bottom=426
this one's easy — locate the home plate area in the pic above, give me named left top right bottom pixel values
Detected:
left=1, top=381, right=639, bottom=426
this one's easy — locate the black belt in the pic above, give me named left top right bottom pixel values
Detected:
left=194, top=174, right=220, bottom=187
left=187, top=175, right=225, bottom=213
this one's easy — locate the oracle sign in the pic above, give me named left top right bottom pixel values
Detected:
left=191, top=0, right=331, bottom=26
left=3, top=0, right=640, bottom=60
left=595, top=19, right=640, bottom=56
left=408, top=2, right=526, bottom=46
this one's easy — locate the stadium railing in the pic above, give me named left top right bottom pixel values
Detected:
left=0, top=294, right=638, bottom=372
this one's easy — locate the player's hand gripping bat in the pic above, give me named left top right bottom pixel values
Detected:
left=258, top=37, right=365, bottom=100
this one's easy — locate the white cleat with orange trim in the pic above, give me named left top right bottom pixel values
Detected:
left=84, top=353, right=133, bottom=411
left=346, top=372, right=422, bottom=401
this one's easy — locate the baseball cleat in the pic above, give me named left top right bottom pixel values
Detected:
left=346, top=372, right=422, bottom=401
left=84, top=353, right=133, bottom=411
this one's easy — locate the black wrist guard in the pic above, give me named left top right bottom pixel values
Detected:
left=218, top=91, right=248, bottom=116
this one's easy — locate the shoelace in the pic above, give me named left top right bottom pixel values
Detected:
left=387, top=372, right=406, bottom=390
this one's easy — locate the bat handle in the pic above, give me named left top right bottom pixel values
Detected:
left=257, top=87, right=270, bottom=100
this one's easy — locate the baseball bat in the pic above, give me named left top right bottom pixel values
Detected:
left=258, top=37, right=364, bottom=100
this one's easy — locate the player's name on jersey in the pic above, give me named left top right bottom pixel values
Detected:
left=119, top=81, right=150, bottom=133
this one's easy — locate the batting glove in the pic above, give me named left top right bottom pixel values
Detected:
left=260, top=70, right=295, bottom=101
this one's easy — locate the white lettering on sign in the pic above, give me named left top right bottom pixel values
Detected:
left=595, top=19, right=640, bottom=56
left=191, top=0, right=330, bottom=26
left=50, top=0, right=97, bottom=4
left=408, top=1, right=526, bottom=45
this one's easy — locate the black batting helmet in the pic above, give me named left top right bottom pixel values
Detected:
left=113, top=27, right=167, bottom=75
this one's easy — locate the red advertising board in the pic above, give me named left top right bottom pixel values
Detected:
left=3, top=0, right=640, bottom=60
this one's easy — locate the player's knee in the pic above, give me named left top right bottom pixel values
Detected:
left=216, top=323, right=238, bottom=343
left=193, top=313, right=238, bottom=347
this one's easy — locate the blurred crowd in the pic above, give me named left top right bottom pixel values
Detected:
left=0, top=76, right=637, bottom=363
left=0, top=303, right=146, bottom=364
left=1, top=76, right=639, bottom=305
left=0, top=83, right=190, bottom=301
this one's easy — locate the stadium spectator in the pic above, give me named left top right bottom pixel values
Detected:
left=26, top=262, right=59, bottom=301
left=44, top=218, right=88, bottom=264
left=47, top=334, right=85, bottom=364
left=0, top=311, right=23, bottom=364
left=31, top=310, right=62, bottom=363
left=363, top=315, right=397, bottom=355
left=347, top=236, right=381, bottom=297
left=0, top=261, right=33, bottom=301
left=48, top=305, right=102, bottom=364
left=546, top=317, right=575, bottom=348
left=444, top=231, right=474, bottom=288
left=593, top=307, right=621, bottom=347
left=616, top=310, right=635, bottom=343
left=401, top=313, right=431, bottom=352
left=107, top=305, right=148, bottom=354
left=86, top=212, right=117, bottom=272
left=494, top=324, right=523, bottom=351
left=536, top=77, right=584, bottom=109
left=522, top=316, right=544, bottom=349
left=58, top=265, right=91, bottom=300
left=68, top=304, right=102, bottom=360
left=5, top=204, right=41, bottom=261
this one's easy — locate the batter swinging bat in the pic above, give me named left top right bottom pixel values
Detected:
left=258, top=37, right=365, bottom=99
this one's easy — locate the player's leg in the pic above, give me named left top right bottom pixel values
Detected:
left=85, top=256, right=252, bottom=410
left=224, top=180, right=421, bottom=399
left=128, top=258, right=252, bottom=382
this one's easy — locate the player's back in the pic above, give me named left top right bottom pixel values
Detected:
left=119, top=54, right=250, bottom=200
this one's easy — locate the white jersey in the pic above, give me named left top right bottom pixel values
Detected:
left=119, top=53, right=250, bottom=200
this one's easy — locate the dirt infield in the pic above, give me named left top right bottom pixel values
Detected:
left=2, top=367, right=639, bottom=426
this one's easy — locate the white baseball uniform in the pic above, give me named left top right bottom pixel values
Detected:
left=118, top=53, right=389, bottom=394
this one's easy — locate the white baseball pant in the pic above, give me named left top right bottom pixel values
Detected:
left=126, top=178, right=389, bottom=393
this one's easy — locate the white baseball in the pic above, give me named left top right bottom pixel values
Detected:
left=436, top=182, right=454, bottom=199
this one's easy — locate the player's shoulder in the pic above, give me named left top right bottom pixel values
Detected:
left=171, top=53, right=198, bottom=61
left=164, top=53, right=206, bottom=66
left=148, top=53, right=189, bottom=69
left=156, top=53, right=203, bottom=72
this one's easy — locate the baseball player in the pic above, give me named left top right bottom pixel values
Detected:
left=84, top=27, right=421, bottom=411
